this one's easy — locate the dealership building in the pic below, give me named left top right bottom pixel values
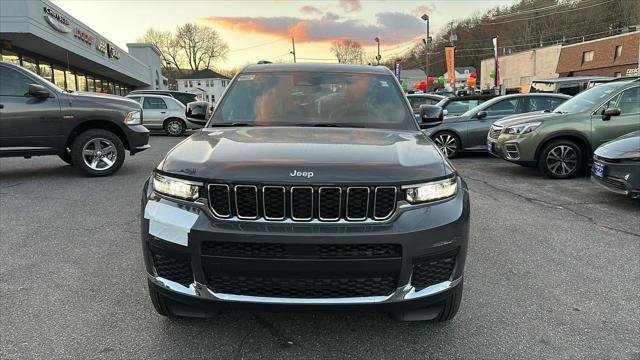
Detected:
left=0, top=0, right=166, bottom=95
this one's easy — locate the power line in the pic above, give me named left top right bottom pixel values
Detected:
left=229, top=38, right=287, bottom=53
left=481, top=0, right=614, bottom=25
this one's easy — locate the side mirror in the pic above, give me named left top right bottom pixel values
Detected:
left=28, top=84, right=50, bottom=98
left=443, top=109, right=449, bottom=116
left=475, top=110, right=488, bottom=119
left=419, top=105, right=444, bottom=129
left=602, top=107, right=621, bottom=120
left=185, top=101, right=209, bottom=125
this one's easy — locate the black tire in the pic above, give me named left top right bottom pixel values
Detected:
left=58, top=151, right=73, bottom=165
left=435, top=281, right=464, bottom=322
left=164, top=118, right=186, bottom=136
left=538, top=139, right=584, bottom=179
left=432, top=131, right=461, bottom=159
left=148, top=280, right=174, bottom=317
left=70, top=129, right=125, bottom=177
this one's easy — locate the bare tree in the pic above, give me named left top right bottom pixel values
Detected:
left=330, top=39, right=364, bottom=64
left=138, top=28, right=182, bottom=73
left=176, top=23, right=229, bottom=71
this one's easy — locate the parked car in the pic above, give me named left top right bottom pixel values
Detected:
left=128, top=89, right=198, bottom=106
left=126, top=94, right=202, bottom=136
left=141, top=63, right=470, bottom=322
left=529, top=76, right=611, bottom=96
left=0, top=61, right=149, bottom=176
left=407, top=93, right=446, bottom=114
left=591, top=130, right=640, bottom=198
left=435, top=94, right=499, bottom=117
left=422, top=93, right=570, bottom=158
left=488, top=78, right=640, bottom=178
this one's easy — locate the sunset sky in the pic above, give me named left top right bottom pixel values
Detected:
left=51, top=0, right=513, bottom=70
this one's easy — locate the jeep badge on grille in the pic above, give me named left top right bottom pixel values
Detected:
left=290, top=170, right=314, bottom=178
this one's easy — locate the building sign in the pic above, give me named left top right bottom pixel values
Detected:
left=43, top=6, right=70, bottom=33
left=96, top=39, right=120, bottom=60
left=74, top=28, right=94, bottom=46
left=626, top=68, right=639, bottom=77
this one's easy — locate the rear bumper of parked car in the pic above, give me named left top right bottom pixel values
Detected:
left=140, top=177, right=470, bottom=317
left=591, top=157, right=640, bottom=197
left=126, top=125, right=150, bottom=155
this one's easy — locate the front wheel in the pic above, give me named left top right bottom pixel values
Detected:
left=164, top=118, right=185, bottom=136
left=433, top=132, right=461, bottom=158
left=70, top=129, right=125, bottom=177
left=538, top=140, right=584, bottom=179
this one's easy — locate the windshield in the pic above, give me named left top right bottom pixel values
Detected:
left=210, top=71, right=416, bottom=130
left=553, top=83, right=620, bottom=114
left=529, top=82, right=555, bottom=93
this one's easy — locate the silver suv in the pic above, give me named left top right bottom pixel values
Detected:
left=126, top=94, right=202, bottom=136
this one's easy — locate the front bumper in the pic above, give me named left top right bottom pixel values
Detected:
left=125, top=125, right=150, bottom=155
left=591, top=158, right=640, bottom=197
left=140, top=177, right=470, bottom=312
left=488, top=131, right=541, bottom=166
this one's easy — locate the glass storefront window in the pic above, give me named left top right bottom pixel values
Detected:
left=76, top=73, right=87, bottom=92
left=53, top=66, right=65, bottom=90
left=104, top=81, right=113, bottom=94
left=0, top=49, right=20, bottom=66
left=95, top=79, right=103, bottom=92
left=65, top=69, right=77, bottom=91
left=87, top=76, right=95, bottom=92
left=115, top=84, right=121, bottom=96
left=38, top=61, right=53, bottom=82
left=21, top=56, right=38, bottom=75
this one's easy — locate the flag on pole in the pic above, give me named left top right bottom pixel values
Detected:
left=492, top=37, right=501, bottom=87
left=445, top=46, right=456, bottom=89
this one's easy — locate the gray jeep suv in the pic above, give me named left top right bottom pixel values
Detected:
left=140, top=64, right=470, bottom=321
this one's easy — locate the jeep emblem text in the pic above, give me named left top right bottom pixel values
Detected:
left=290, top=170, right=314, bottom=178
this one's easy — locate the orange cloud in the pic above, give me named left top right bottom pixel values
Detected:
left=202, top=12, right=423, bottom=45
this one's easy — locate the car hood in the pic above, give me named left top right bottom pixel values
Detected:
left=71, top=91, right=141, bottom=108
left=494, top=111, right=567, bottom=127
left=595, top=131, right=640, bottom=160
left=157, top=127, right=452, bottom=183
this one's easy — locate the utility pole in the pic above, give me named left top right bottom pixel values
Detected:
left=374, top=37, right=381, bottom=65
left=290, top=37, right=296, bottom=63
left=421, top=14, right=430, bottom=88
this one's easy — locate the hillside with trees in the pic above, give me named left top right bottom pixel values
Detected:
left=391, top=0, right=639, bottom=77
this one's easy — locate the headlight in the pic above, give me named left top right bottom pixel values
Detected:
left=504, top=122, right=541, bottom=135
left=404, top=177, right=457, bottom=204
left=153, top=173, right=200, bottom=200
left=124, top=110, right=142, bottom=125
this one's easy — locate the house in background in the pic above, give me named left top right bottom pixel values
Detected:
left=443, top=67, right=476, bottom=89
left=399, top=69, right=427, bottom=86
left=176, top=69, right=230, bottom=105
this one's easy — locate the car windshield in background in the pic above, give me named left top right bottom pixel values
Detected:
left=211, top=72, right=416, bottom=130
left=529, top=82, right=555, bottom=93
left=553, top=83, right=620, bottom=114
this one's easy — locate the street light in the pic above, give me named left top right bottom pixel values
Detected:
left=374, top=37, right=381, bottom=65
left=421, top=14, right=430, bottom=90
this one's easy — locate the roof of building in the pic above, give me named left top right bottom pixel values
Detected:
left=243, top=63, right=393, bottom=74
left=177, top=69, right=230, bottom=80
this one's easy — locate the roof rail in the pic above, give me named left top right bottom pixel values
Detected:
left=257, top=60, right=273, bottom=64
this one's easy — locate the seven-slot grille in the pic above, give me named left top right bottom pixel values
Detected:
left=488, top=125, right=503, bottom=140
left=208, top=184, right=397, bottom=222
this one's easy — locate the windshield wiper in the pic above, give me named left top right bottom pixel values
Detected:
left=297, top=123, right=364, bottom=128
left=209, top=122, right=254, bottom=127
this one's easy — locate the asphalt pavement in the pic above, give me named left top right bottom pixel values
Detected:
left=1, top=135, right=638, bottom=359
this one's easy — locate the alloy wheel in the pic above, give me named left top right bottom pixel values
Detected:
left=167, top=120, right=184, bottom=136
left=82, top=138, right=117, bottom=171
left=545, top=145, right=577, bottom=177
left=434, top=134, right=458, bottom=158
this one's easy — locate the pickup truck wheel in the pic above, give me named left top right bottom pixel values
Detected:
left=71, top=129, right=125, bottom=177
left=538, top=140, right=583, bottom=179
left=164, top=118, right=185, bottom=136
left=148, top=280, right=174, bottom=317
left=433, top=131, right=460, bottom=158
left=58, top=151, right=73, bottom=165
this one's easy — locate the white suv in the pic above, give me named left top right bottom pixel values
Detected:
left=126, top=94, right=202, bottom=136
